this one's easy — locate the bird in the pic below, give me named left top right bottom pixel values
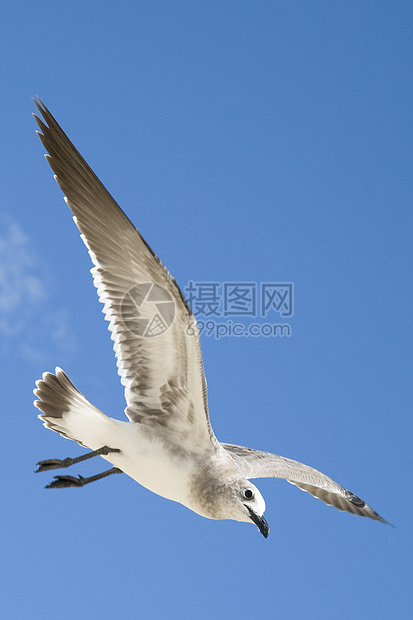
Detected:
left=33, top=98, right=387, bottom=537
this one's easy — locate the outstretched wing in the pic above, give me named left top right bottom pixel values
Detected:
left=223, top=443, right=387, bottom=523
left=34, top=98, right=217, bottom=452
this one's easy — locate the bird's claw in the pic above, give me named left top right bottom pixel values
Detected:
left=35, top=458, right=72, bottom=473
left=46, top=475, right=86, bottom=488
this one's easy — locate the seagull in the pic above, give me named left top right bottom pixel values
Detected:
left=33, top=98, right=387, bottom=537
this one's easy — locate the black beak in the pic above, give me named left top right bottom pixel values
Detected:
left=245, top=505, right=270, bottom=538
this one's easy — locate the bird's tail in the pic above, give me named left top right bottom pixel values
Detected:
left=34, top=367, right=115, bottom=449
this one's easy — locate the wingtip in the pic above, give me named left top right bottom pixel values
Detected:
left=32, top=95, right=46, bottom=110
left=32, top=97, right=43, bottom=114
left=380, top=515, right=395, bottom=528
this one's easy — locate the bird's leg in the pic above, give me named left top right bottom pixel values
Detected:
left=35, top=446, right=121, bottom=472
left=45, top=467, right=123, bottom=489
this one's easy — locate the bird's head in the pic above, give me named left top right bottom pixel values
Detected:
left=190, top=467, right=269, bottom=538
left=225, top=478, right=269, bottom=538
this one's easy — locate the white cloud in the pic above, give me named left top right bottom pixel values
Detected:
left=0, top=221, right=46, bottom=314
left=0, top=216, right=77, bottom=361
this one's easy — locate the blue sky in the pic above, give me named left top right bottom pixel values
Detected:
left=1, top=2, right=412, bottom=618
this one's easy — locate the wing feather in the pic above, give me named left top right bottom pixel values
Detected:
left=34, top=98, right=216, bottom=452
left=223, top=443, right=387, bottom=523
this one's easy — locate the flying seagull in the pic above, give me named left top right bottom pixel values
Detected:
left=33, top=99, right=386, bottom=537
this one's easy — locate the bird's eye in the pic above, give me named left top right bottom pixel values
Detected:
left=244, top=489, right=254, bottom=500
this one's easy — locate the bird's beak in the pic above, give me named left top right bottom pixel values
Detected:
left=245, top=505, right=270, bottom=538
